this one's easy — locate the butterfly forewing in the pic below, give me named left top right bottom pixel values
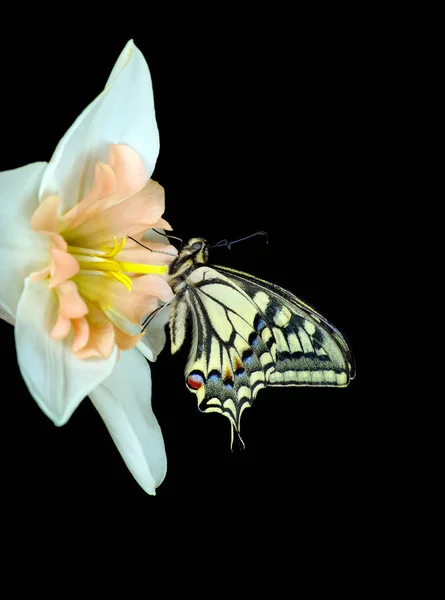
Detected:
left=215, top=265, right=355, bottom=387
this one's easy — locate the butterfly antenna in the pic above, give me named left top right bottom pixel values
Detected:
left=152, top=229, right=184, bottom=250
left=210, top=231, right=269, bottom=250
left=127, top=236, right=177, bottom=257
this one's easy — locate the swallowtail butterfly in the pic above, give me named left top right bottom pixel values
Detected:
left=161, top=236, right=355, bottom=449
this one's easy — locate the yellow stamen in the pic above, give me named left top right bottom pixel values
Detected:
left=109, top=271, right=133, bottom=291
left=67, top=236, right=167, bottom=293
left=120, top=262, right=168, bottom=275
left=102, top=236, right=127, bottom=259
left=72, top=255, right=118, bottom=270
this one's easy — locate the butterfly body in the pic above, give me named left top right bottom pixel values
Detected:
left=167, top=238, right=355, bottom=448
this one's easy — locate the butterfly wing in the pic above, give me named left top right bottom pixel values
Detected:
left=215, top=265, right=355, bottom=386
left=169, top=264, right=354, bottom=448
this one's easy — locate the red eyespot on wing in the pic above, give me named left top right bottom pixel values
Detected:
left=187, top=373, right=204, bottom=390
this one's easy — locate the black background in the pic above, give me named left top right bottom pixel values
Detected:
left=0, top=17, right=374, bottom=515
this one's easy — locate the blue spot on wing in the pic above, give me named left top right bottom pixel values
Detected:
left=190, top=373, right=204, bottom=384
left=255, top=316, right=266, bottom=332
left=243, top=349, right=254, bottom=364
left=251, top=333, right=261, bottom=348
left=208, top=370, right=220, bottom=382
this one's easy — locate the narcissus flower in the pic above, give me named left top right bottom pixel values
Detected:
left=0, top=40, right=177, bottom=495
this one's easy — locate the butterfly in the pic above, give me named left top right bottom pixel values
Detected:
left=151, top=235, right=355, bottom=449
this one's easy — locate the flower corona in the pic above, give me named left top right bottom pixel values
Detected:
left=29, top=144, right=175, bottom=359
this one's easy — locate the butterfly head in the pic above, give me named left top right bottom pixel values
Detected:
left=168, top=237, right=210, bottom=286
left=182, top=238, right=209, bottom=265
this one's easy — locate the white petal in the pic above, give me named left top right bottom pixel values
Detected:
left=39, top=40, right=159, bottom=213
left=15, top=277, right=118, bottom=426
left=0, top=162, right=49, bottom=318
left=0, top=305, right=14, bottom=325
left=89, top=348, right=166, bottom=495
left=137, top=302, right=172, bottom=362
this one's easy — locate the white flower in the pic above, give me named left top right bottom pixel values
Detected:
left=0, top=40, right=177, bottom=495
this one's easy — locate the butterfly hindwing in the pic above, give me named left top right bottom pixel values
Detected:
left=170, top=265, right=274, bottom=448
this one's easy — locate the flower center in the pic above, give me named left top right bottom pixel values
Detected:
left=68, top=236, right=167, bottom=291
